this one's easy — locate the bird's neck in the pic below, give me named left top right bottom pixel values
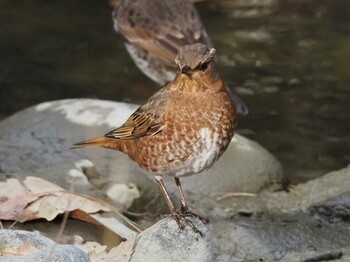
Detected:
left=174, top=71, right=224, bottom=93
left=193, top=73, right=225, bottom=93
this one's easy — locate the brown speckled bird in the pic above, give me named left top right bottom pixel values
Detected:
left=112, top=0, right=248, bottom=115
left=73, top=44, right=236, bottom=230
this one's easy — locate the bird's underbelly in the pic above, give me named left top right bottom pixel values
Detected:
left=135, top=126, right=232, bottom=177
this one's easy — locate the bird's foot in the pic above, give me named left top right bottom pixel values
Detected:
left=179, top=206, right=210, bottom=225
left=168, top=210, right=204, bottom=236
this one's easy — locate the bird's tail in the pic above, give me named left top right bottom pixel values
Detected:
left=71, top=136, right=122, bottom=150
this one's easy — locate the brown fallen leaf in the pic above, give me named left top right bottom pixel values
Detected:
left=0, top=178, right=43, bottom=220
left=90, top=213, right=138, bottom=240
left=0, top=176, right=139, bottom=239
left=81, top=241, right=108, bottom=262
left=23, top=191, right=110, bottom=222
left=107, top=237, right=136, bottom=262
left=0, top=176, right=110, bottom=222
left=78, top=238, right=136, bottom=262
left=22, top=176, right=65, bottom=193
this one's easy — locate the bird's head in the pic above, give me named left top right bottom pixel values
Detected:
left=175, top=43, right=219, bottom=83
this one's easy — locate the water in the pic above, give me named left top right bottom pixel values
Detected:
left=0, top=0, right=349, bottom=182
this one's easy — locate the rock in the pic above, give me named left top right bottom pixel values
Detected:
left=0, top=99, right=137, bottom=175
left=264, top=165, right=350, bottom=213
left=0, top=98, right=284, bottom=206
left=130, top=217, right=212, bottom=262
left=117, top=165, right=350, bottom=262
left=0, top=98, right=298, bottom=261
left=213, top=212, right=350, bottom=261
left=0, top=99, right=139, bottom=198
left=0, top=229, right=89, bottom=262
left=211, top=165, right=350, bottom=261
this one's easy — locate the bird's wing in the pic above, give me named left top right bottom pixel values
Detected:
left=113, top=0, right=212, bottom=64
left=105, top=88, right=168, bottom=140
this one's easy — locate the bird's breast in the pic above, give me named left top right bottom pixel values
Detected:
left=189, top=127, right=224, bottom=174
left=133, top=89, right=235, bottom=176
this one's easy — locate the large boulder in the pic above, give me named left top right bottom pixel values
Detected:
left=5, top=99, right=350, bottom=261
left=210, top=165, right=350, bottom=261
left=130, top=217, right=212, bottom=262
left=0, top=99, right=284, bottom=200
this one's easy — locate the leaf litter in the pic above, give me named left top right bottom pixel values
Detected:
left=0, top=176, right=140, bottom=261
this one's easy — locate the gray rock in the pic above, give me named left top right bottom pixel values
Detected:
left=213, top=212, right=350, bottom=261
left=264, top=165, right=350, bottom=213
left=210, top=166, right=350, bottom=261
left=5, top=99, right=350, bottom=261
left=0, top=98, right=284, bottom=209
left=130, top=217, right=212, bottom=262
left=111, top=164, right=350, bottom=262
left=0, top=229, right=89, bottom=262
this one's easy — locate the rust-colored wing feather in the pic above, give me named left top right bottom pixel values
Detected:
left=105, top=88, right=168, bottom=140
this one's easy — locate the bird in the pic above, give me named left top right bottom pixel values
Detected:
left=112, top=0, right=249, bottom=115
left=73, top=43, right=237, bottom=231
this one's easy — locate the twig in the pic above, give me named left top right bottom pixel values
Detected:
left=303, top=251, right=343, bottom=262
left=216, top=192, right=257, bottom=201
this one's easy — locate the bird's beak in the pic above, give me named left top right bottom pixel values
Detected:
left=181, top=66, right=195, bottom=76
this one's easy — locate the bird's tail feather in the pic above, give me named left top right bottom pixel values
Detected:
left=71, top=136, right=121, bottom=150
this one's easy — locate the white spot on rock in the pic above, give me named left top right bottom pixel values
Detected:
left=75, top=159, right=94, bottom=169
left=74, top=159, right=101, bottom=179
left=67, top=169, right=89, bottom=185
left=106, top=183, right=140, bottom=209
left=36, top=99, right=138, bottom=127
left=35, top=101, right=54, bottom=111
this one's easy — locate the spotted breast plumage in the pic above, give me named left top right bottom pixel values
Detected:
left=73, top=44, right=236, bottom=231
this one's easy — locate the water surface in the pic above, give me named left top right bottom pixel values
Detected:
left=0, top=0, right=349, bottom=182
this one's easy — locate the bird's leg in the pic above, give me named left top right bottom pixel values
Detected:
left=154, top=175, right=176, bottom=214
left=174, top=176, right=188, bottom=211
left=155, top=176, right=202, bottom=235
left=174, top=177, right=210, bottom=224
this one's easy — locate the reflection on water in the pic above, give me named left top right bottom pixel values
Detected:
left=0, top=0, right=349, bottom=182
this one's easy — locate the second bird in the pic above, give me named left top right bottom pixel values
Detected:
left=112, top=0, right=248, bottom=114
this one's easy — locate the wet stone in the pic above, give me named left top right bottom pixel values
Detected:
left=2, top=99, right=350, bottom=261
left=130, top=217, right=212, bottom=262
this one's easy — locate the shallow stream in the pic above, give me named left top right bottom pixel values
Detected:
left=0, top=0, right=349, bottom=182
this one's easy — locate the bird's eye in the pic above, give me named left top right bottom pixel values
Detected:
left=196, top=62, right=208, bottom=71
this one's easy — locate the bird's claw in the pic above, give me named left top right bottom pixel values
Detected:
left=169, top=210, right=204, bottom=236
left=179, top=206, right=210, bottom=224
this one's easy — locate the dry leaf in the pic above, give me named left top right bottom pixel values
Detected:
left=23, top=176, right=65, bottom=193
left=0, top=176, right=111, bottom=222
left=0, top=178, right=42, bottom=220
left=0, top=176, right=138, bottom=240
left=107, top=237, right=136, bottom=262
left=0, top=243, right=39, bottom=256
left=90, top=213, right=137, bottom=240
left=23, top=192, right=110, bottom=222
left=81, top=241, right=109, bottom=262
left=78, top=238, right=136, bottom=262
